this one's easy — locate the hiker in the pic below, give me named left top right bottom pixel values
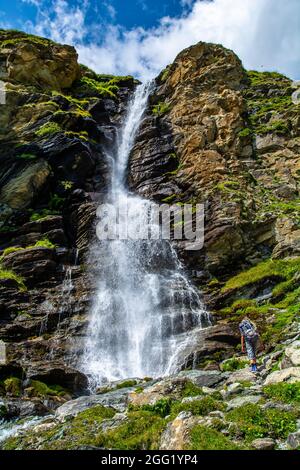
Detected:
left=239, top=316, right=259, bottom=373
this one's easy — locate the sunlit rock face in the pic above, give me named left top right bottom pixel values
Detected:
left=129, top=41, right=300, bottom=275
left=0, top=30, right=80, bottom=90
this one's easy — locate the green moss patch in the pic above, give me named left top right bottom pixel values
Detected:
left=243, top=70, right=298, bottom=137
left=0, top=238, right=56, bottom=260
left=215, top=180, right=240, bottom=192
left=0, top=31, right=58, bottom=49
left=220, top=356, right=248, bottom=372
left=171, top=396, right=225, bottom=417
left=152, top=101, right=171, bottom=116
left=0, top=246, right=24, bottom=260
left=141, top=398, right=171, bottom=417
left=96, top=410, right=166, bottom=450
left=181, top=381, right=204, bottom=398
left=0, top=266, right=26, bottom=290
left=29, top=209, right=59, bottom=221
left=263, top=383, right=300, bottom=404
left=2, top=405, right=117, bottom=450
left=222, top=257, right=300, bottom=293
left=16, top=153, right=38, bottom=161
left=35, top=122, right=62, bottom=137
left=238, top=127, right=253, bottom=138
left=75, top=76, right=119, bottom=99
left=25, top=380, right=68, bottom=398
left=227, top=403, right=298, bottom=441
left=1, top=377, right=22, bottom=397
left=188, top=425, right=242, bottom=450
left=115, top=379, right=138, bottom=390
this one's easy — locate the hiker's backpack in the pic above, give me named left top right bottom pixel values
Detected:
left=239, top=319, right=258, bottom=340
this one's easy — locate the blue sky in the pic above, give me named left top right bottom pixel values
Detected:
left=0, top=0, right=299, bottom=80
left=0, top=1, right=192, bottom=30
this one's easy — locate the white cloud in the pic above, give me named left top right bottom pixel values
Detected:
left=24, top=0, right=300, bottom=80
left=25, top=0, right=88, bottom=44
left=104, top=2, right=116, bottom=20
left=21, top=0, right=43, bottom=6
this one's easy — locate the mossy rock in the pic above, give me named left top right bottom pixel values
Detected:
left=170, top=396, right=226, bottom=418
left=188, top=425, right=243, bottom=450
left=226, top=403, right=298, bottom=441
left=96, top=410, right=166, bottom=450
left=220, top=356, right=248, bottom=372
left=2, top=377, right=22, bottom=397
left=25, top=380, right=69, bottom=398
left=263, top=382, right=300, bottom=404
left=2, top=405, right=117, bottom=450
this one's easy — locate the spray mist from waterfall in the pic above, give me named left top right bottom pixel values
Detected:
left=80, top=83, right=210, bottom=388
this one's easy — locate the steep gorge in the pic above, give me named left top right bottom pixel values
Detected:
left=0, top=30, right=299, bottom=450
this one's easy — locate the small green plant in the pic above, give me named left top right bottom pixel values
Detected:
left=142, top=398, right=171, bottom=417
left=16, top=153, right=38, bottom=160
left=227, top=403, right=297, bottom=441
left=0, top=246, right=23, bottom=260
left=33, top=238, right=56, bottom=249
left=220, top=356, right=248, bottom=372
left=36, top=122, right=61, bottom=137
left=152, top=101, right=171, bottom=116
left=263, top=383, right=300, bottom=404
left=30, top=209, right=59, bottom=221
left=188, top=425, right=242, bottom=450
left=115, top=379, right=138, bottom=390
left=0, top=266, right=26, bottom=291
left=60, top=180, right=74, bottom=191
left=238, top=128, right=253, bottom=138
left=49, top=193, right=65, bottom=211
left=181, top=381, right=204, bottom=398
left=171, top=396, right=225, bottom=417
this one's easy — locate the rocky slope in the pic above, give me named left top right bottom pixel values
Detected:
left=0, top=30, right=299, bottom=450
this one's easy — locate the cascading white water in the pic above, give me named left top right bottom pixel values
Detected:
left=80, top=83, right=210, bottom=388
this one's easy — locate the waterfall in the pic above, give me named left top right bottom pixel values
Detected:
left=80, top=83, right=210, bottom=388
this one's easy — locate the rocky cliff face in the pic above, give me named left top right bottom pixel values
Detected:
left=129, top=42, right=300, bottom=275
left=0, top=31, right=299, bottom=450
left=129, top=41, right=300, bottom=367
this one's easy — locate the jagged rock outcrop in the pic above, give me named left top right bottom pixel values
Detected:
left=0, top=30, right=80, bottom=90
left=129, top=42, right=300, bottom=276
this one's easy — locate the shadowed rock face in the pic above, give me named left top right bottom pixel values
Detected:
left=0, top=32, right=299, bottom=427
